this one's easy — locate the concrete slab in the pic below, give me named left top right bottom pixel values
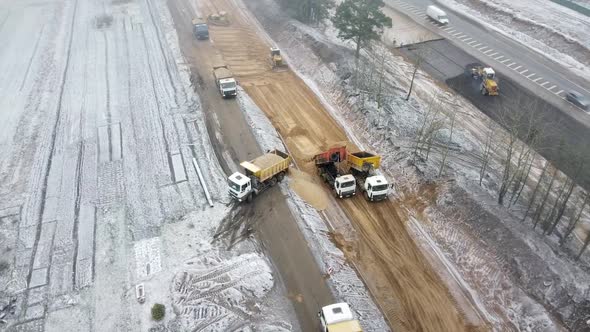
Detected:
left=29, top=268, right=48, bottom=288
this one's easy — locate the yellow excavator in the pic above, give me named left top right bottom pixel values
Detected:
left=270, top=47, right=287, bottom=71
left=471, top=66, right=499, bottom=96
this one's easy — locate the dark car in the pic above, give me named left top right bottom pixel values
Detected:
left=565, top=90, right=589, bottom=110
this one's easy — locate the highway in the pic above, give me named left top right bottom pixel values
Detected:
left=384, top=0, right=590, bottom=118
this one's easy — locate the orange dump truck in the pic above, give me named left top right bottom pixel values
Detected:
left=314, top=146, right=390, bottom=201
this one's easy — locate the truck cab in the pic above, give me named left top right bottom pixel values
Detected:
left=192, top=18, right=209, bottom=39
left=334, top=174, right=356, bottom=198
left=218, top=77, right=237, bottom=97
left=319, top=303, right=363, bottom=332
left=363, top=175, right=389, bottom=201
left=228, top=172, right=252, bottom=202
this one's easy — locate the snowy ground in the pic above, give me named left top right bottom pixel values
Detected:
left=437, top=0, right=590, bottom=82
left=0, top=0, right=297, bottom=330
left=245, top=0, right=590, bottom=329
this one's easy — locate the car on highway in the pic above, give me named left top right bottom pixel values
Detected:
left=565, top=91, right=589, bottom=110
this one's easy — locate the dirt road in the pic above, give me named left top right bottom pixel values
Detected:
left=166, top=1, right=335, bottom=330
left=171, top=0, right=478, bottom=330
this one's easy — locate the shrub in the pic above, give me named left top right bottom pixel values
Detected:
left=151, top=303, right=165, bottom=321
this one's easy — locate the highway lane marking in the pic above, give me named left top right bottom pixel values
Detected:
left=526, top=73, right=536, bottom=78
left=533, top=77, right=543, bottom=82
left=479, top=46, right=488, bottom=51
left=472, top=43, right=482, bottom=48
left=495, top=55, right=504, bottom=60
left=513, top=65, right=522, bottom=71
left=468, top=40, right=478, bottom=45
left=556, top=90, right=564, bottom=95
left=548, top=85, right=557, bottom=91
left=462, top=37, right=472, bottom=42
left=519, top=69, right=528, bottom=74
left=507, top=62, right=515, bottom=67
left=443, top=26, right=453, bottom=31
left=540, top=81, right=549, bottom=87
left=488, top=52, right=498, bottom=57
left=447, top=29, right=456, bottom=33
left=453, top=32, right=464, bottom=37
left=500, top=58, right=510, bottom=64
left=483, top=49, right=494, bottom=54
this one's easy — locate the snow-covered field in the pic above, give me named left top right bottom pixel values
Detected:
left=438, top=0, right=590, bottom=82
left=0, top=0, right=297, bottom=330
left=244, top=0, right=590, bottom=329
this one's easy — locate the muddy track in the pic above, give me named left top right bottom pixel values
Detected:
left=187, top=0, right=473, bottom=329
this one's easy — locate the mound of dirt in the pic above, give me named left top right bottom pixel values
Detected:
left=288, top=169, right=329, bottom=210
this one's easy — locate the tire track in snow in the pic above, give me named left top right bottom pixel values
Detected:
left=26, top=0, right=79, bottom=293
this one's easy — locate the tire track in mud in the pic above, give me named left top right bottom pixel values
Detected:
left=194, top=0, right=472, bottom=329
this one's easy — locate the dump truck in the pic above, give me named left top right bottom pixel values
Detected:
left=346, top=151, right=390, bottom=202
left=213, top=64, right=237, bottom=98
left=270, top=47, right=287, bottom=71
left=318, top=303, right=363, bottom=332
left=314, top=146, right=356, bottom=198
left=192, top=18, right=209, bottom=40
left=228, top=149, right=290, bottom=202
left=471, top=66, right=499, bottom=96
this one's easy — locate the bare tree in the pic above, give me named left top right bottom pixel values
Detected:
left=560, top=193, right=589, bottom=246
left=404, top=37, right=429, bottom=101
left=438, top=110, right=456, bottom=177
left=546, top=178, right=576, bottom=235
left=495, top=98, right=546, bottom=206
left=533, top=167, right=558, bottom=229
left=522, top=161, right=549, bottom=222
left=542, top=178, right=571, bottom=233
left=413, top=97, right=444, bottom=162
left=479, top=122, right=496, bottom=186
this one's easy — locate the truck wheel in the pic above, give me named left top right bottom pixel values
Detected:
left=270, top=177, right=278, bottom=186
left=277, top=172, right=285, bottom=182
left=364, top=192, right=369, bottom=201
left=247, top=194, right=253, bottom=203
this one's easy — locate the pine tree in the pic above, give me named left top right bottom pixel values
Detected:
left=332, top=0, right=392, bottom=59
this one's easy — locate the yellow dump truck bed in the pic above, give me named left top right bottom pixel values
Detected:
left=328, top=320, right=363, bottom=332
left=347, top=151, right=381, bottom=172
left=240, top=149, right=290, bottom=182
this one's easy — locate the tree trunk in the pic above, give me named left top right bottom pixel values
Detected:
left=547, top=179, right=575, bottom=235
left=576, top=232, right=590, bottom=260
left=533, top=167, right=558, bottom=229
left=560, top=194, right=589, bottom=246
left=406, top=65, right=418, bottom=101
left=439, top=112, right=455, bottom=177
left=522, top=161, right=548, bottom=222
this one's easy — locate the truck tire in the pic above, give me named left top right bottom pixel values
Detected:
left=277, top=172, right=285, bottom=182
left=247, top=193, right=253, bottom=203
left=270, top=177, right=278, bottom=187
left=364, top=191, right=369, bottom=201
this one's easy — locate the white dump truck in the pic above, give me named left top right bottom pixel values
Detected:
left=313, top=146, right=356, bottom=199
left=426, top=5, right=449, bottom=24
left=212, top=64, right=237, bottom=98
left=228, top=149, right=291, bottom=202
left=318, top=303, right=363, bottom=332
